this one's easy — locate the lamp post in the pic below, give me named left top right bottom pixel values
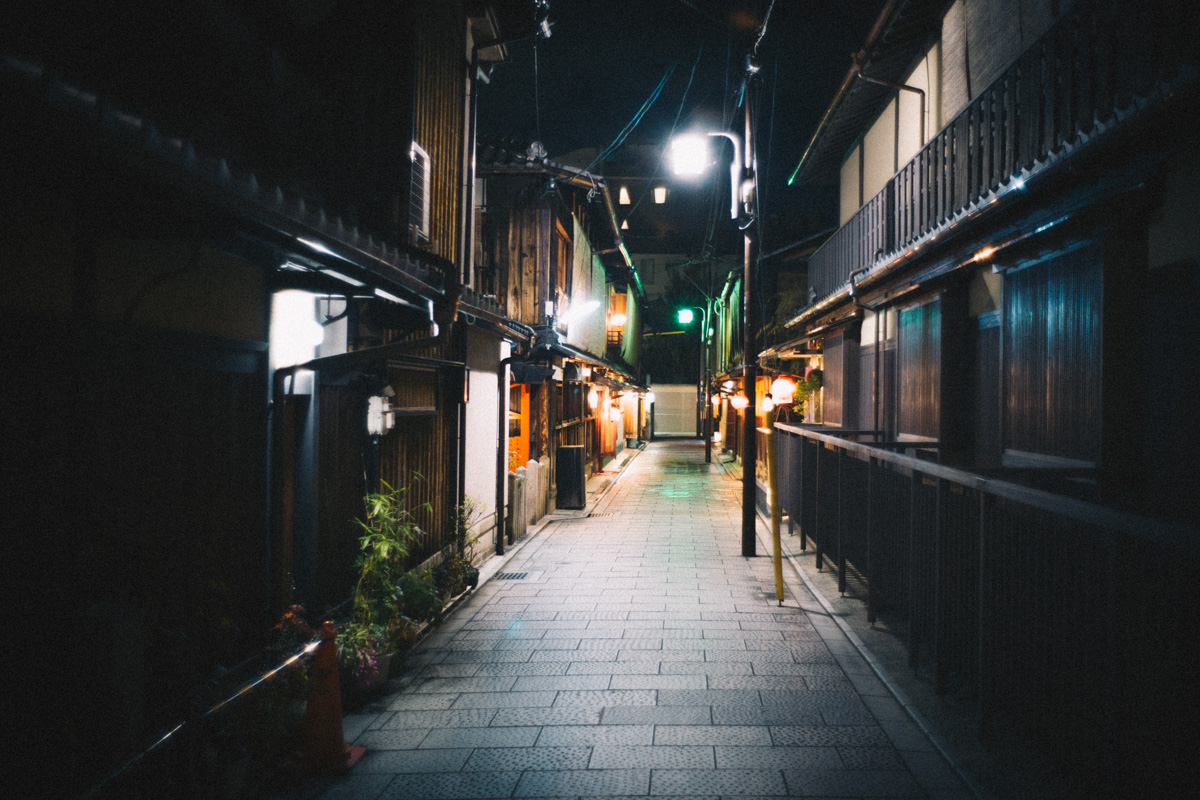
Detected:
left=669, top=85, right=759, bottom=557
left=677, top=305, right=712, bottom=463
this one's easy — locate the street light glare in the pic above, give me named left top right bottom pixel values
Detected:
left=669, top=134, right=711, bottom=176
left=677, top=308, right=695, bottom=324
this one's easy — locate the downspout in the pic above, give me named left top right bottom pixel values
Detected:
left=787, top=0, right=900, bottom=185
left=851, top=53, right=926, bottom=154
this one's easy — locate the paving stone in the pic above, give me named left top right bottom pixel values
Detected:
left=514, top=768, right=651, bottom=797
left=463, top=746, right=592, bottom=772
left=378, top=771, right=521, bottom=799
left=535, top=724, right=655, bottom=746
left=714, top=745, right=842, bottom=770
left=707, top=675, right=810, bottom=691
left=589, top=745, right=714, bottom=769
left=512, top=674, right=611, bottom=691
left=411, top=676, right=516, bottom=694
left=781, top=768, right=924, bottom=797
left=450, top=690, right=557, bottom=708
left=650, top=768, right=788, bottom=796
left=566, top=661, right=662, bottom=675
left=553, top=689, right=657, bottom=707
left=653, top=725, right=772, bottom=746
left=476, top=661, right=571, bottom=676
left=490, top=706, right=602, bottom=727
left=356, top=748, right=472, bottom=773
left=769, top=725, right=891, bottom=747
left=419, top=726, right=540, bottom=749
left=608, top=674, right=706, bottom=690
left=602, top=705, right=713, bottom=725
left=838, top=746, right=907, bottom=770
left=386, top=693, right=459, bottom=711
left=531, top=648, right=619, bottom=661
left=382, top=709, right=497, bottom=729
left=408, top=663, right=482, bottom=679
left=657, top=689, right=762, bottom=707
left=660, top=661, right=754, bottom=676
left=713, top=705, right=825, bottom=726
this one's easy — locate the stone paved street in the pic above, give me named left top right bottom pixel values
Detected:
left=294, top=441, right=973, bottom=799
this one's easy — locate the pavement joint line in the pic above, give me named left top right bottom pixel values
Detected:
left=717, top=453, right=988, bottom=800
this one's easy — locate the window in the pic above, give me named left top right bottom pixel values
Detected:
left=618, top=186, right=631, bottom=205
left=653, top=186, right=667, bottom=204
left=409, top=142, right=431, bottom=243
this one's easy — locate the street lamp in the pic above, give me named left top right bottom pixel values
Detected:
left=670, top=103, right=759, bottom=557
left=677, top=305, right=713, bottom=463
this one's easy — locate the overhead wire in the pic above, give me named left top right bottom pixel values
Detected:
left=625, top=44, right=705, bottom=220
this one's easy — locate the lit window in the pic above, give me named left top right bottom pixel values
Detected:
left=620, top=219, right=629, bottom=230
left=618, top=186, right=631, bottom=205
left=653, top=186, right=667, bottom=204
left=410, top=142, right=431, bottom=243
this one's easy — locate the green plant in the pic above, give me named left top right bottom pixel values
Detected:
left=352, top=480, right=429, bottom=629
left=336, top=621, right=390, bottom=693
left=791, top=369, right=823, bottom=418
left=398, top=569, right=443, bottom=625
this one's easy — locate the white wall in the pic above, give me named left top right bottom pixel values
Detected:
left=652, top=384, right=701, bottom=437
left=465, top=330, right=504, bottom=541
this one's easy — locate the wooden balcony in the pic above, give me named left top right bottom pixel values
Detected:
left=806, top=0, right=1198, bottom=302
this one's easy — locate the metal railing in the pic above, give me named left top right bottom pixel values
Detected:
left=774, top=422, right=1200, bottom=795
left=807, top=0, right=1197, bottom=301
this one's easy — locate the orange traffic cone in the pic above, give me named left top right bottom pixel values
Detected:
left=297, top=621, right=365, bottom=772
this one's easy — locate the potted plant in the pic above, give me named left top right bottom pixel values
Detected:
left=336, top=621, right=391, bottom=699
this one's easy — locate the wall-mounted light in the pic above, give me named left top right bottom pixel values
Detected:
left=581, top=366, right=592, bottom=379
left=270, top=290, right=325, bottom=370
left=711, top=394, right=722, bottom=406
left=367, top=390, right=395, bottom=436
left=722, top=380, right=735, bottom=392
left=610, top=312, right=627, bottom=327
left=588, top=388, right=600, bottom=409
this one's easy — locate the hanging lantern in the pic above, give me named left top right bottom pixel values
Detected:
left=711, top=394, right=722, bottom=406
left=730, top=395, right=749, bottom=410
left=769, top=376, right=797, bottom=404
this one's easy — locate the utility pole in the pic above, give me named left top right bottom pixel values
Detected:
left=740, top=56, right=760, bottom=558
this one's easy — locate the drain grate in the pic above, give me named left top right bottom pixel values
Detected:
left=590, top=512, right=614, bottom=517
left=494, top=572, right=528, bottom=580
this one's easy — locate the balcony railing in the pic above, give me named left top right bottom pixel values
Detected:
left=774, top=422, right=1200, bottom=795
left=807, top=0, right=1197, bottom=302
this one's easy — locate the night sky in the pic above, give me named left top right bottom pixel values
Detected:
left=477, top=0, right=886, bottom=232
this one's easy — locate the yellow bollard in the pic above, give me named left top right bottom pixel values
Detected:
left=762, top=400, right=785, bottom=605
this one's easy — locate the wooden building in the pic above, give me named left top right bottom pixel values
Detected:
left=768, top=0, right=1200, bottom=793
left=0, top=1, right=537, bottom=795
left=477, top=140, right=647, bottom=518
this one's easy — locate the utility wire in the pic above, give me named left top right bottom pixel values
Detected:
left=626, top=44, right=705, bottom=220
left=577, top=64, right=676, bottom=177
left=534, top=37, right=542, bottom=145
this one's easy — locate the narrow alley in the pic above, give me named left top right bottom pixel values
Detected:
left=295, top=441, right=971, bottom=799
